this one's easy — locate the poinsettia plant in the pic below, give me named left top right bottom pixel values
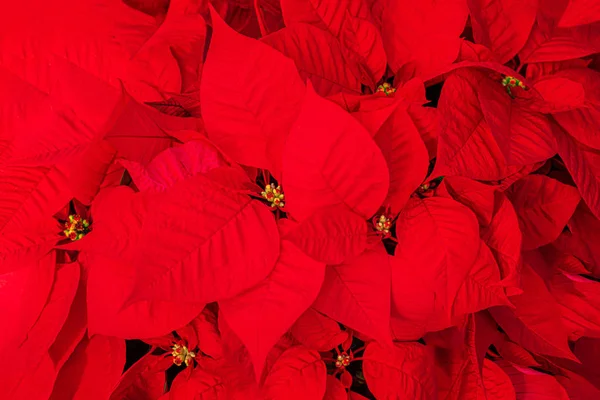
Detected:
left=1, top=0, right=600, bottom=399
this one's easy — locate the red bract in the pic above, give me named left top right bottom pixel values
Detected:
left=3, top=0, right=600, bottom=398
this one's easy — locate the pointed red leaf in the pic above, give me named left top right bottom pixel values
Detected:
left=480, top=192, right=523, bottom=295
left=110, top=353, right=167, bottom=400
left=290, top=308, right=349, bottom=352
left=84, top=252, right=205, bottom=339
left=507, top=175, right=580, bottom=250
left=559, top=0, right=600, bottom=27
left=364, top=341, right=436, bottom=400
left=201, top=7, right=305, bottom=176
left=477, top=76, right=557, bottom=166
left=520, top=2, right=600, bottom=64
left=285, top=205, right=367, bottom=265
left=0, top=261, right=79, bottom=398
left=95, top=173, right=280, bottom=305
left=50, top=335, right=126, bottom=400
left=555, top=129, right=600, bottom=219
left=490, top=263, right=577, bottom=360
left=482, top=359, right=516, bottom=400
left=434, top=69, right=520, bottom=180
left=324, top=375, right=347, bottom=400
left=0, top=252, right=55, bottom=355
left=262, top=346, right=327, bottom=400
left=219, top=239, right=325, bottom=379
left=380, top=0, right=468, bottom=80
left=391, top=197, right=480, bottom=337
left=262, top=23, right=362, bottom=96
left=280, top=0, right=386, bottom=85
left=167, top=367, right=227, bottom=399
left=283, top=83, right=389, bottom=221
left=313, top=245, right=391, bottom=343
left=497, top=360, right=570, bottom=400
left=120, top=139, right=232, bottom=193
left=374, top=105, right=429, bottom=214
left=546, top=270, right=600, bottom=340
left=468, top=0, right=537, bottom=63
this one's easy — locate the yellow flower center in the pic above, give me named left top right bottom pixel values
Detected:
left=335, top=352, right=352, bottom=368
left=261, top=184, right=285, bottom=209
left=376, top=82, right=396, bottom=95
left=373, top=214, right=392, bottom=237
left=63, top=214, right=90, bottom=241
left=172, top=344, right=196, bottom=367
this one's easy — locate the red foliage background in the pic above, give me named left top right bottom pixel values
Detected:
left=1, top=0, right=600, bottom=399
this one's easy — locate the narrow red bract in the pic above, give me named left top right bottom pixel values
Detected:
left=2, top=0, right=600, bottom=398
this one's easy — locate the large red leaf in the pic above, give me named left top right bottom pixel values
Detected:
left=110, top=353, right=166, bottom=400
left=218, top=239, right=325, bottom=378
left=480, top=192, right=523, bottom=295
left=391, top=197, right=480, bottom=338
left=313, top=245, right=391, bottom=343
left=468, top=0, right=538, bottom=63
left=374, top=105, right=429, bottom=215
left=363, top=341, right=437, bottom=400
left=200, top=7, right=305, bottom=177
left=262, top=346, right=327, bottom=400
left=476, top=75, right=557, bottom=166
left=0, top=262, right=79, bottom=399
left=451, top=241, right=512, bottom=318
left=0, top=252, right=55, bottom=355
left=91, top=173, right=280, bottom=305
left=556, top=370, right=600, bottom=400
left=50, top=335, right=126, bottom=400
left=5, top=354, right=56, bottom=400
left=84, top=251, right=205, bottom=339
left=290, top=308, right=349, bottom=352
left=482, top=359, right=516, bottom=400
left=120, top=139, right=232, bottom=193
left=545, top=270, right=600, bottom=340
left=324, top=375, right=347, bottom=400
left=555, top=127, right=600, bottom=219
left=556, top=203, right=600, bottom=276
left=433, top=315, right=487, bottom=400
left=434, top=69, right=520, bottom=180
left=443, top=176, right=497, bottom=226
left=167, top=367, right=227, bottom=399
left=497, top=360, right=570, bottom=400
left=548, top=69, right=600, bottom=149
left=490, top=263, right=577, bottom=360
left=559, top=0, right=600, bottom=27
left=280, top=0, right=386, bottom=86
left=520, top=1, right=600, bottom=64
left=379, top=0, right=468, bottom=81
left=407, top=105, right=441, bottom=160
left=507, top=175, right=580, bottom=250
left=285, top=205, right=367, bottom=265
left=282, top=83, right=389, bottom=221
left=262, top=23, right=362, bottom=96
left=49, top=265, right=88, bottom=371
